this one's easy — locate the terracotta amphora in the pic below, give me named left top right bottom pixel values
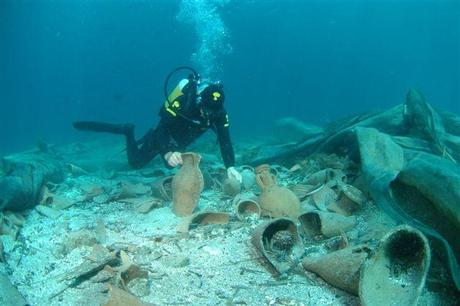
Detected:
left=255, top=164, right=300, bottom=218
left=359, top=225, right=431, bottom=306
left=172, top=153, right=204, bottom=216
left=252, top=218, right=304, bottom=274
left=302, top=245, right=371, bottom=295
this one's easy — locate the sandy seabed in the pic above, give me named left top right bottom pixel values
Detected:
left=0, top=135, right=456, bottom=306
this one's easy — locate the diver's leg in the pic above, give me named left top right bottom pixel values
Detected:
left=126, top=129, right=160, bottom=169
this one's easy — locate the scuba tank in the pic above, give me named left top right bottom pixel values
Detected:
left=162, top=66, right=204, bottom=126
left=164, top=66, right=199, bottom=109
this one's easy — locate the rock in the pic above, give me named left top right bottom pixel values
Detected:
left=0, top=272, right=28, bottom=306
left=66, top=163, right=89, bottom=176
left=162, top=254, right=190, bottom=268
left=91, top=268, right=117, bottom=284
left=140, top=168, right=165, bottom=178
left=127, top=278, right=150, bottom=297
left=396, top=153, right=460, bottom=233
left=94, top=194, right=110, bottom=204
left=356, top=127, right=405, bottom=178
left=391, top=153, right=460, bottom=289
left=440, top=110, right=460, bottom=136
left=0, top=238, right=4, bottom=262
left=273, top=117, right=324, bottom=143
left=0, top=212, right=20, bottom=239
left=356, top=127, right=460, bottom=290
left=0, top=152, right=65, bottom=211
left=95, top=219, right=107, bottom=244
left=36, top=205, right=61, bottom=219
left=403, top=89, right=445, bottom=142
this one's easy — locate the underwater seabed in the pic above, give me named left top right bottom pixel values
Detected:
left=1, top=89, right=460, bottom=305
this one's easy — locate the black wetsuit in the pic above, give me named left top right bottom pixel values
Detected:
left=125, top=87, right=235, bottom=169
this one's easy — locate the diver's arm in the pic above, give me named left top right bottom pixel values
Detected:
left=156, top=124, right=182, bottom=167
left=155, top=120, right=179, bottom=156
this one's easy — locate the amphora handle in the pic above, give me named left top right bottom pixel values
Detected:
left=255, top=164, right=276, bottom=190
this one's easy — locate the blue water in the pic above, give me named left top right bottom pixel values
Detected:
left=1, top=0, right=459, bottom=153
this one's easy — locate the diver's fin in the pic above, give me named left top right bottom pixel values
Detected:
left=72, top=121, right=134, bottom=135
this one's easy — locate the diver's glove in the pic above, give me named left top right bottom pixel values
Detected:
left=164, top=151, right=183, bottom=168
left=227, top=167, right=242, bottom=184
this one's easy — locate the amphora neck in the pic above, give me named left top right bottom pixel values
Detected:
left=181, top=152, right=201, bottom=167
left=255, top=164, right=276, bottom=189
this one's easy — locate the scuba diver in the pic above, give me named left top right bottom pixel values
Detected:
left=73, top=67, right=242, bottom=183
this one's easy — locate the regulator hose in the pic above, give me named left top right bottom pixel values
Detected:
left=163, top=66, right=199, bottom=104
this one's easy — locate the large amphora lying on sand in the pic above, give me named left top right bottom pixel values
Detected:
left=255, top=164, right=300, bottom=218
left=302, top=245, right=371, bottom=295
left=172, top=153, right=204, bottom=216
left=359, top=225, right=431, bottom=306
left=252, top=218, right=304, bottom=274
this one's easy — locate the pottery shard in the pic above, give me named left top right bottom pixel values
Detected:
left=40, top=187, right=77, bottom=210
left=312, top=185, right=337, bottom=211
left=222, top=177, right=241, bottom=197
left=233, top=194, right=261, bottom=221
left=338, top=183, right=367, bottom=206
left=116, top=250, right=149, bottom=287
left=60, top=229, right=98, bottom=255
left=151, top=176, right=173, bottom=201
left=66, top=245, right=120, bottom=287
left=299, top=210, right=356, bottom=239
left=177, top=211, right=230, bottom=233
left=292, top=183, right=324, bottom=201
left=119, top=197, right=162, bottom=213
left=112, top=181, right=151, bottom=200
left=81, top=185, right=105, bottom=201
left=136, top=198, right=161, bottom=214
left=104, top=285, right=146, bottom=306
